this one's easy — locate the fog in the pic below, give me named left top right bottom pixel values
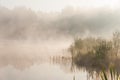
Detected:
left=0, top=6, right=120, bottom=69
left=0, top=6, right=120, bottom=40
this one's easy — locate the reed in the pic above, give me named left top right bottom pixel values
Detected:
left=100, top=67, right=120, bottom=80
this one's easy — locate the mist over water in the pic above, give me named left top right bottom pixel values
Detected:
left=0, top=6, right=120, bottom=80
left=0, top=6, right=120, bottom=67
left=0, top=6, right=120, bottom=40
left=0, top=39, right=72, bottom=70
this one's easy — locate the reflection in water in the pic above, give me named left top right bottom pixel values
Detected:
left=0, top=41, right=103, bottom=80
left=0, top=62, right=88, bottom=80
left=0, top=40, right=70, bottom=70
left=51, top=56, right=99, bottom=80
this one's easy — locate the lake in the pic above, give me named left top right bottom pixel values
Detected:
left=0, top=40, right=97, bottom=80
left=0, top=62, right=90, bottom=80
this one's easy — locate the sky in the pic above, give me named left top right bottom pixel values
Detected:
left=0, top=0, right=120, bottom=12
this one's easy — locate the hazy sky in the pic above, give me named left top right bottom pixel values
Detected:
left=0, top=0, right=120, bottom=40
left=0, top=0, right=120, bottom=12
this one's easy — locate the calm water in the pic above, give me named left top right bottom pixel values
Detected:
left=0, top=62, right=89, bottom=80
left=0, top=41, right=95, bottom=80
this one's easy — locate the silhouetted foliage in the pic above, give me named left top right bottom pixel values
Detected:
left=69, top=32, right=120, bottom=74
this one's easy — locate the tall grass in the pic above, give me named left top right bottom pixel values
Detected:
left=69, top=32, right=120, bottom=76
left=100, top=66, right=120, bottom=80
